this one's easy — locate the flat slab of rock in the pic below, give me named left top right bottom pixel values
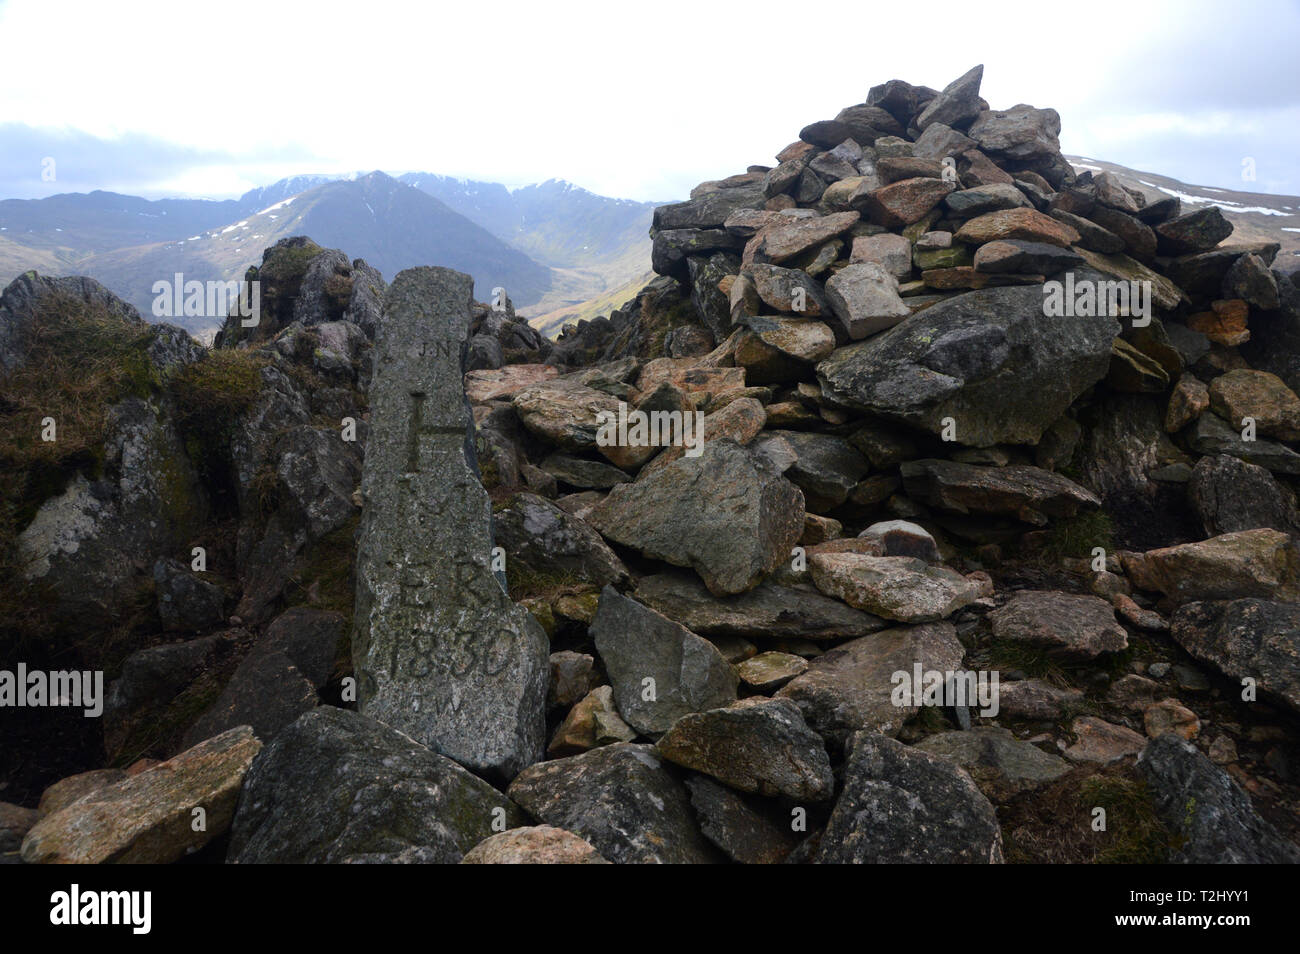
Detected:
left=809, top=552, right=981, bottom=622
left=460, top=825, right=609, bottom=864
left=632, top=571, right=887, bottom=641
left=512, top=378, right=621, bottom=452
left=817, top=284, right=1118, bottom=447
left=736, top=651, right=808, bottom=691
left=1172, top=598, right=1300, bottom=715
left=997, top=678, right=1086, bottom=721
left=23, top=726, right=261, bottom=864
left=464, top=365, right=559, bottom=404
left=776, top=622, right=964, bottom=746
left=228, top=708, right=523, bottom=863
left=900, top=459, right=1100, bottom=525
left=590, top=586, right=737, bottom=735
left=954, top=207, right=1080, bottom=247
left=747, top=211, right=860, bottom=264
left=914, top=726, right=1071, bottom=800
left=1063, top=716, right=1145, bottom=764
left=588, top=438, right=805, bottom=596
left=352, top=267, right=549, bottom=781
left=816, top=732, right=1004, bottom=863
left=1123, top=529, right=1300, bottom=605
left=989, top=590, right=1128, bottom=660
left=1138, top=734, right=1300, bottom=863
left=655, top=698, right=834, bottom=800
left=507, top=743, right=717, bottom=864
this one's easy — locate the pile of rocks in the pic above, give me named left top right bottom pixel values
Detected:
left=5, top=65, right=1300, bottom=865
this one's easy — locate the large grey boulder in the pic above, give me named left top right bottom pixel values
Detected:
left=352, top=267, right=548, bottom=782
left=1171, top=599, right=1300, bottom=715
left=1138, top=734, right=1300, bottom=863
left=228, top=709, right=524, bottom=863
left=507, top=743, right=718, bottom=864
left=816, top=284, right=1118, bottom=446
left=588, top=438, right=805, bottom=596
left=816, top=732, right=1004, bottom=863
left=590, top=586, right=737, bottom=735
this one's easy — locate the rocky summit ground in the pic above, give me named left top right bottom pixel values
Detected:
left=3, top=66, right=1300, bottom=865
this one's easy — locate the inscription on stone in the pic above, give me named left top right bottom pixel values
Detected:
left=352, top=267, right=548, bottom=781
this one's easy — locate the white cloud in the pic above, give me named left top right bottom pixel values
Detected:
left=1, top=0, right=1297, bottom=200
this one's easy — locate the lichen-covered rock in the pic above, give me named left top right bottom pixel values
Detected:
left=227, top=709, right=523, bottom=864
left=989, top=590, right=1129, bottom=660
left=352, top=268, right=548, bottom=782
left=808, top=552, right=982, bottom=622
left=507, top=743, right=718, bottom=864
left=1172, top=598, right=1300, bottom=715
left=816, top=732, right=1004, bottom=863
left=1123, top=529, right=1300, bottom=605
left=817, top=285, right=1117, bottom=447
left=588, top=439, right=805, bottom=596
left=654, top=698, right=834, bottom=801
left=590, top=586, right=737, bottom=736
left=460, top=825, right=610, bottom=864
left=1138, top=734, right=1300, bottom=863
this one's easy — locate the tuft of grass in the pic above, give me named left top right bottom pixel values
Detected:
left=988, top=639, right=1070, bottom=686
left=0, top=293, right=159, bottom=654
left=999, top=764, right=1180, bottom=864
left=0, top=293, right=156, bottom=521
left=1080, top=775, right=1181, bottom=864
left=168, top=348, right=269, bottom=490
left=505, top=563, right=580, bottom=603
left=1044, top=509, right=1116, bottom=562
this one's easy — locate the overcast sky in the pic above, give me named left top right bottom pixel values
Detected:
left=1, top=0, right=1297, bottom=203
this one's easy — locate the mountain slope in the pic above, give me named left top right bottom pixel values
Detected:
left=399, top=174, right=657, bottom=322
left=61, top=173, right=552, bottom=334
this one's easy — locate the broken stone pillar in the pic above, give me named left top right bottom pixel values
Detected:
left=352, top=266, right=548, bottom=782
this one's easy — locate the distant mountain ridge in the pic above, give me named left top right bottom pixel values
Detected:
left=0, top=171, right=660, bottom=338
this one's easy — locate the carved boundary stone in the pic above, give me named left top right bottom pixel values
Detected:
left=352, top=267, right=547, bottom=781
